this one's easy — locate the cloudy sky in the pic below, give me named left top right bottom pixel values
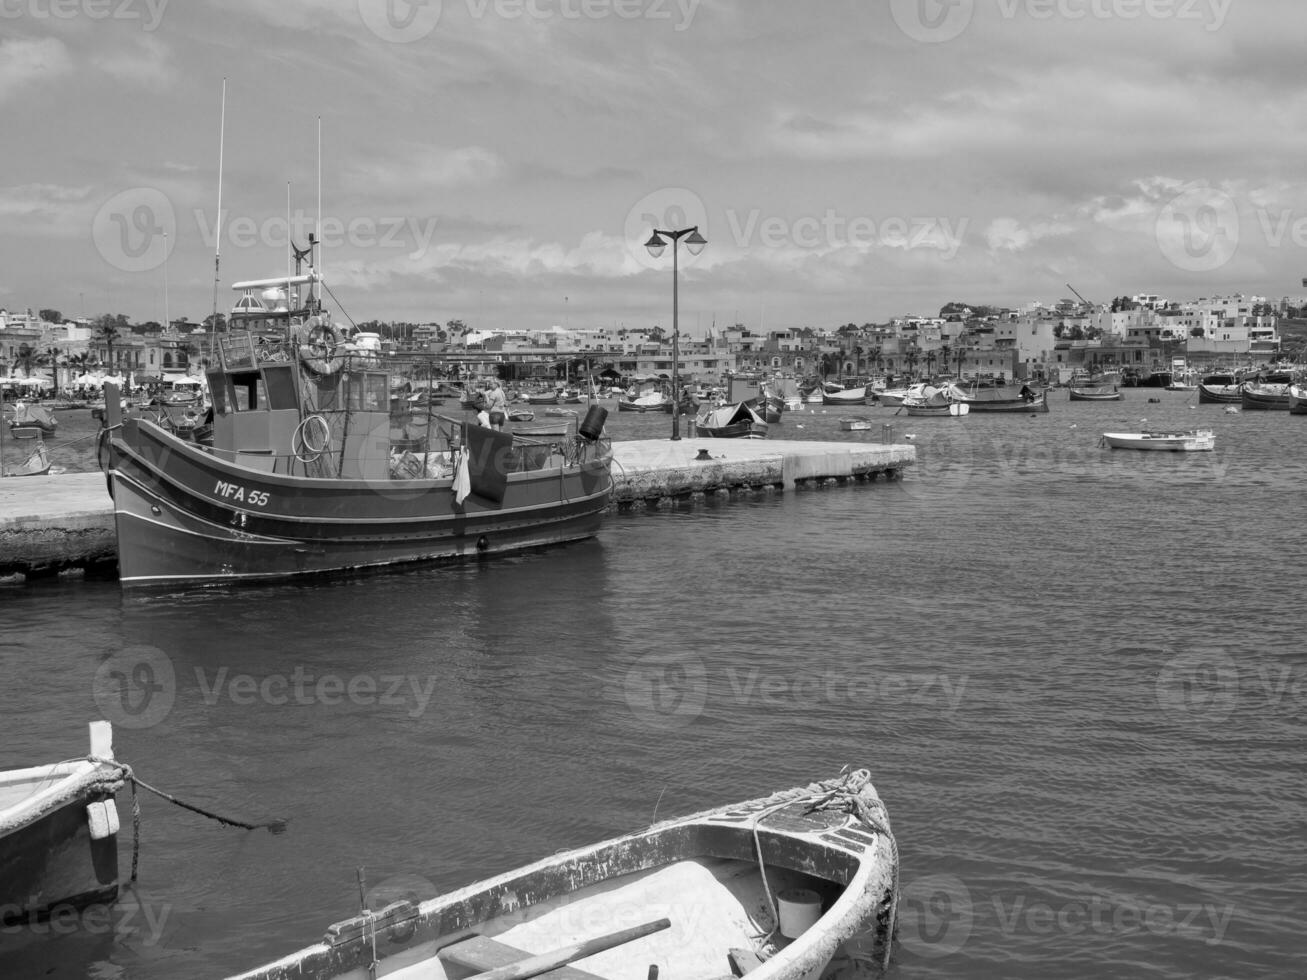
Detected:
left=4, top=0, right=1307, bottom=336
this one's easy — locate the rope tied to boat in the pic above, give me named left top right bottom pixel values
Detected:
left=86, top=758, right=288, bottom=883
left=748, top=767, right=899, bottom=970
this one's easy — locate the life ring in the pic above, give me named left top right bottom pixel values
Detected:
left=298, top=316, right=342, bottom=376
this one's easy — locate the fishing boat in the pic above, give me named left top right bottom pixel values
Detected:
left=1, top=440, right=51, bottom=477
left=1240, top=382, right=1292, bottom=411
left=7, top=401, right=58, bottom=435
left=507, top=409, right=535, bottom=422
left=229, top=768, right=898, bottom=980
left=97, top=250, right=614, bottom=586
left=1100, top=429, right=1215, bottom=452
left=512, top=413, right=578, bottom=439
left=821, top=386, right=868, bottom=407
left=839, top=417, right=874, bottom=431
left=1068, top=386, right=1122, bottom=402
left=901, top=386, right=968, bottom=417
left=1197, top=373, right=1242, bottom=404
left=0, top=721, right=124, bottom=924
left=948, top=384, right=1049, bottom=413
left=618, top=379, right=672, bottom=413
left=695, top=400, right=769, bottom=438
left=525, top=389, right=561, bottom=406
left=1289, top=383, right=1307, bottom=415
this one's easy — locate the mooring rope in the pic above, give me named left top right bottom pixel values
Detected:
left=747, top=767, right=899, bottom=969
left=87, top=758, right=287, bottom=882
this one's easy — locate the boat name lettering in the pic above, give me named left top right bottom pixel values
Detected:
left=213, top=481, right=270, bottom=507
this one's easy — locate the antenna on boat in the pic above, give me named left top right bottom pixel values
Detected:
left=316, top=115, right=323, bottom=305
left=211, top=77, right=228, bottom=352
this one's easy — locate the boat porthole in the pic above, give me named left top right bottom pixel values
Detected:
left=476, top=536, right=489, bottom=552
left=150, top=505, right=161, bottom=516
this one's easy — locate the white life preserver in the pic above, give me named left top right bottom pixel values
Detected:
left=298, top=316, right=342, bottom=375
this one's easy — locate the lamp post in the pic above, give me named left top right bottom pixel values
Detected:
left=644, top=226, right=707, bottom=440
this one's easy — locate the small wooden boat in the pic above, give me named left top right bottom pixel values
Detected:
left=1289, top=383, right=1307, bottom=415
left=1068, top=386, right=1121, bottom=401
left=901, top=386, right=967, bottom=417
left=1100, top=429, right=1215, bottom=452
left=839, top=417, right=874, bottom=431
left=229, top=769, right=898, bottom=980
left=0, top=721, right=125, bottom=924
left=821, top=386, right=868, bottom=407
left=1197, top=374, right=1242, bottom=404
left=513, top=417, right=575, bottom=438
left=1240, top=383, right=1291, bottom=411
left=7, top=402, right=58, bottom=435
left=695, top=400, right=769, bottom=438
left=2, top=440, right=52, bottom=477
left=525, top=391, right=561, bottom=406
left=949, top=384, right=1049, bottom=413
left=508, top=409, right=535, bottom=422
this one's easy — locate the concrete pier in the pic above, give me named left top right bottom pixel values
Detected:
left=609, top=438, right=913, bottom=508
left=0, top=439, right=913, bottom=578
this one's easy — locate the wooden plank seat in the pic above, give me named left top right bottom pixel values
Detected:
left=437, top=935, right=607, bottom=980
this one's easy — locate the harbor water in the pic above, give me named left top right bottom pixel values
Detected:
left=2, top=393, right=1304, bottom=979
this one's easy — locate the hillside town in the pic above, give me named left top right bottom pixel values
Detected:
left=0, top=290, right=1297, bottom=395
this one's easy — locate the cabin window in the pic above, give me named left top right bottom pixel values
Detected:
left=344, top=371, right=388, bottom=412
left=262, top=363, right=299, bottom=411
left=207, top=370, right=231, bottom=415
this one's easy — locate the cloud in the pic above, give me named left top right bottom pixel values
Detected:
left=90, top=33, right=173, bottom=86
left=0, top=37, right=73, bottom=98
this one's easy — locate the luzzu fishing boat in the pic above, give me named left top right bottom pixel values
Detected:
left=98, top=245, right=613, bottom=586
left=228, top=768, right=898, bottom=980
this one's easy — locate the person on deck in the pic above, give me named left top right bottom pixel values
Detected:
left=485, top=379, right=508, bottom=430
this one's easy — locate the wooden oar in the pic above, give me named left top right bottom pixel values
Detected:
left=464, top=918, right=671, bottom=980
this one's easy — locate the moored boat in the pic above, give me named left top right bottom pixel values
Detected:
left=0, top=721, right=124, bottom=924
left=1289, top=383, right=1307, bottom=415
left=1, top=439, right=51, bottom=477
left=1197, top=374, right=1242, bottom=404
left=948, top=383, right=1049, bottom=413
left=839, top=417, right=874, bottom=431
left=1068, top=386, right=1122, bottom=401
left=1100, top=429, right=1215, bottom=452
left=618, top=379, right=673, bottom=413
left=7, top=401, right=58, bottom=435
left=695, top=400, right=769, bottom=438
left=1240, top=382, right=1291, bottom=411
left=98, top=250, right=614, bottom=586
left=228, top=768, right=899, bottom=980
left=901, top=386, right=968, bottom=417
left=821, top=386, right=868, bottom=407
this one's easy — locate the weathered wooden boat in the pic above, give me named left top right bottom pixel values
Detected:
left=1240, top=382, right=1291, bottom=411
left=1068, top=386, right=1121, bottom=401
left=97, top=255, right=613, bottom=586
left=695, top=400, right=769, bottom=438
left=2, top=439, right=52, bottom=477
left=512, top=412, right=580, bottom=439
left=507, top=409, right=535, bottom=422
left=618, top=381, right=673, bottom=413
left=948, top=384, right=1049, bottom=413
left=0, top=721, right=124, bottom=924
left=821, top=386, right=868, bottom=407
left=1100, top=429, right=1215, bottom=452
left=228, top=768, right=898, bottom=980
left=1289, top=383, right=1307, bottom=415
left=525, top=390, right=561, bottom=406
left=902, top=398, right=968, bottom=417
left=1197, top=374, right=1242, bottom=404
left=839, top=417, right=874, bottom=431
left=7, top=401, right=58, bottom=435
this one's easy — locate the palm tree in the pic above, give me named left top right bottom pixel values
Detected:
left=14, top=343, right=36, bottom=378
left=939, top=343, right=952, bottom=377
left=38, top=347, right=62, bottom=398
left=93, top=317, right=123, bottom=372
left=925, top=350, right=938, bottom=379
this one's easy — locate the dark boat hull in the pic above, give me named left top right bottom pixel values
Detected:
left=0, top=795, right=120, bottom=924
left=1069, top=388, right=1122, bottom=401
left=1240, top=386, right=1290, bottom=410
left=106, top=418, right=612, bottom=585
left=1198, top=383, right=1241, bottom=404
left=953, top=391, right=1049, bottom=413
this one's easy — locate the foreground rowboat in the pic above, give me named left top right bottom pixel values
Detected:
left=0, top=721, right=124, bottom=924
left=229, top=769, right=899, bottom=980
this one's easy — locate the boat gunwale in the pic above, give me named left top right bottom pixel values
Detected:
left=0, top=758, right=123, bottom=835
left=226, top=778, right=895, bottom=980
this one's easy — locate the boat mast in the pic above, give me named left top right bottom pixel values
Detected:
left=210, top=77, right=228, bottom=361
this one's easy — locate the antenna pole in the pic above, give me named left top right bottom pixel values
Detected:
left=316, top=116, right=323, bottom=303
left=211, top=77, right=228, bottom=357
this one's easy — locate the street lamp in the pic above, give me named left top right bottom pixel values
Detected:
left=644, top=226, right=707, bottom=440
